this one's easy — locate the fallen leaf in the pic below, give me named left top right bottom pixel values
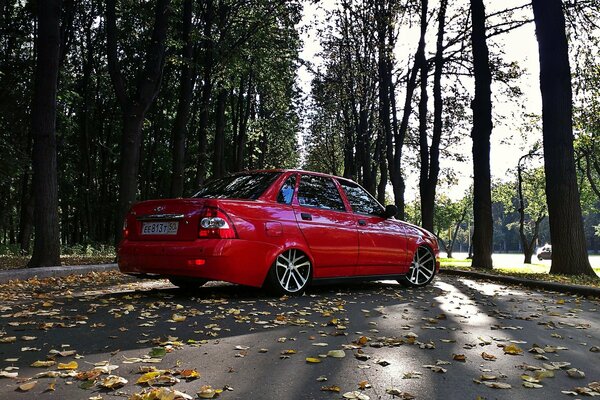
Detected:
left=17, top=381, right=37, bottom=392
left=481, top=352, right=496, bottom=361
left=306, top=357, right=321, bottom=363
left=503, top=344, right=523, bottom=355
left=99, top=375, right=128, bottom=389
left=31, top=360, right=56, bottom=368
left=566, top=368, right=585, bottom=379
left=198, top=385, right=221, bottom=399
left=343, top=391, right=370, bottom=400
left=58, top=361, right=79, bottom=370
left=327, top=350, right=346, bottom=358
left=321, top=385, right=341, bottom=392
left=178, top=369, right=199, bottom=380
left=453, top=354, right=466, bottom=362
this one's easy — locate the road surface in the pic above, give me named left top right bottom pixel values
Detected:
left=0, top=271, right=598, bottom=399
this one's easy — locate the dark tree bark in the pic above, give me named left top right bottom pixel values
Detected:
left=532, top=0, right=596, bottom=276
left=28, top=0, right=62, bottom=267
left=212, top=86, right=227, bottom=178
left=194, top=0, right=215, bottom=187
left=470, top=0, right=494, bottom=269
left=170, top=0, right=194, bottom=198
left=374, top=0, right=393, bottom=207
left=417, top=0, right=430, bottom=231
left=234, top=70, right=253, bottom=172
left=420, top=0, right=447, bottom=233
left=106, top=0, right=171, bottom=244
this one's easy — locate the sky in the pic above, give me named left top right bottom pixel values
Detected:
left=296, top=0, right=545, bottom=202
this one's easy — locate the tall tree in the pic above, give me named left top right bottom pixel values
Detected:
left=106, top=0, right=171, bottom=243
left=28, top=0, right=62, bottom=267
left=532, top=0, right=596, bottom=276
left=419, top=0, right=447, bottom=232
left=470, top=0, right=493, bottom=270
left=170, top=0, right=194, bottom=198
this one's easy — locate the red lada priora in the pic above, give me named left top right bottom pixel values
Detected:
left=118, top=170, right=440, bottom=294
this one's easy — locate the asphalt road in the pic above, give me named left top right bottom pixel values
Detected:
left=0, top=272, right=598, bottom=400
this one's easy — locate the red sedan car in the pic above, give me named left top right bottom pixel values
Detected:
left=118, top=170, right=440, bottom=294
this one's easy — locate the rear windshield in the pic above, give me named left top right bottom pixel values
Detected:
left=193, top=172, right=281, bottom=200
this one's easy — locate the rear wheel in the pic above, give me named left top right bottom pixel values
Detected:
left=267, top=249, right=311, bottom=295
left=168, top=277, right=208, bottom=291
left=398, top=246, right=436, bottom=287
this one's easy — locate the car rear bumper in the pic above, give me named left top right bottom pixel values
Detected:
left=118, top=239, right=279, bottom=287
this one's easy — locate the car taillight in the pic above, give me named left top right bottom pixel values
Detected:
left=198, top=207, right=237, bottom=239
left=122, top=218, right=129, bottom=238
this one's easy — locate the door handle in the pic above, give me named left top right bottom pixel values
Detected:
left=358, top=219, right=366, bottom=226
left=301, top=212, right=312, bottom=221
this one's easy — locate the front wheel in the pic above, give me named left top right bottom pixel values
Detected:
left=266, top=249, right=312, bottom=295
left=398, top=246, right=436, bottom=287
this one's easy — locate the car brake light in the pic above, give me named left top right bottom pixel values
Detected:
left=198, top=207, right=237, bottom=239
left=122, top=218, right=129, bottom=238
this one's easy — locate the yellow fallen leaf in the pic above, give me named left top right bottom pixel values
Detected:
left=306, top=357, right=322, bottom=363
left=18, top=380, right=37, bottom=391
left=58, top=361, right=78, bottom=370
left=280, top=349, right=296, bottom=355
left=503, top=344, right=523, bottom=355
left=137, top=371, right=162, bottom=384
left=44, top=382, right=56, bottom=392
left=198, top=385, right=221, bottom=399
left=321, top=385, right=341, bottom=392
left=0, top=336, right=17, bottom=343
left=171, top=314, right=186, bottom=322
left=481, top=352, right=496, bottom=361
left=31, top=360, right=56, bottom=368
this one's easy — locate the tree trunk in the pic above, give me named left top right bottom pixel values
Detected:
left=234, top=70, right=253, bottom=172
left=212, top=86, right=227, bottom=178
left=420, top=0, right=447, bottom=233
left=470, top=0, right=494, bottom=270
left=28, top=0, right=62, bottom=267
left=170, top=0, right=194, bottom=198
left=195, top=0, right=215, bottom=187
left=106, top=0, right=171, bottom=244
left=531, top=0, right=595, bottom=276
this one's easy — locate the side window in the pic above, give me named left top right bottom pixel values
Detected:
left=339, top=180, right=384, bottom=215
left=277, top=175, right=296, bottom=205
left=297, top=175, right=346, bottom=212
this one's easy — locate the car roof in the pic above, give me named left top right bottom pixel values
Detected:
left=237, top=169, right=355, bottom=182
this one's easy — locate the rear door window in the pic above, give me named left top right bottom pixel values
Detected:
left=297, top=175, right=346, bottom=212
left=339, top=180, right=384, bottom=215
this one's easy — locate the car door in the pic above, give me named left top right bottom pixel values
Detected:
left=293, top=174, right=358, bottom=278
left=337, top=179, right=409, bottom=276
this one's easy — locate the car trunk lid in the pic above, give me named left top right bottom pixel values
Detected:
left=126, top=199, right=207, bottom=241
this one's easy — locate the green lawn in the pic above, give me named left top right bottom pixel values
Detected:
left=440, top=257, right=600, bottom=288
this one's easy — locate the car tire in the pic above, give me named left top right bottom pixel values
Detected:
left=398, top=246, right=436, bottom=287
left=168, top=277, right=208, bottom=291
left=266, top=249, right=312, bottom=295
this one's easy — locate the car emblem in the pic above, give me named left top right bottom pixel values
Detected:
left=154, top=206, right=166, bottom=213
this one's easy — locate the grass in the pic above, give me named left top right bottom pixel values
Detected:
left=441, top=257, right=600, bottom=288
left=0, top=244, right=115, bottom=270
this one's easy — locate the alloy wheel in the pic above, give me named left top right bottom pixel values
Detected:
left=406, top=246, right=436, bottom=286
left=274, top=249, right=311, bottom=293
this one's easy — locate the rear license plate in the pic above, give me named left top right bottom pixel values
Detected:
left=141, top=221, right=179, bottom=235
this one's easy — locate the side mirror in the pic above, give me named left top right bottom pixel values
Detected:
left=383, top=204, right=398, bottom=219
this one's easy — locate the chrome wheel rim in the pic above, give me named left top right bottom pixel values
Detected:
left=408, top=247, right=435, bottom=285
left=275, top=249, right=311, bottom=293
